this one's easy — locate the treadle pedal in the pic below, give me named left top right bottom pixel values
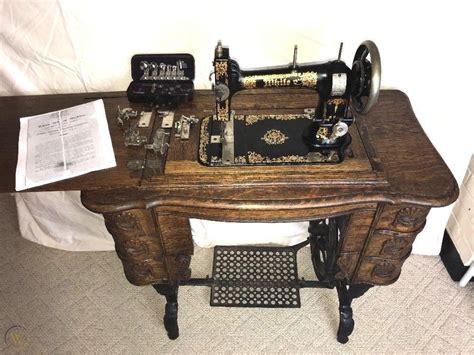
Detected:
left=210, top=245, right=301, bottom=308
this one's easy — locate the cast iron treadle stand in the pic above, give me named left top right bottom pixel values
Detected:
left=152, top=217, right=372, bottom=344
left=309, top=218, right=372, bottom=343
left=152, top=283, right=179, bottom=340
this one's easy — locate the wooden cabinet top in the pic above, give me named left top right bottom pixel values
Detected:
left=0, top=89, right=458, bottom=210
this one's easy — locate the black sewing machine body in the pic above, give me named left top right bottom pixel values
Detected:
left=198, top=41, right=381, bottom=166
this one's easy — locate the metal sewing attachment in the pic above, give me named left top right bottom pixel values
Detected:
left=160, top=111, right=175, bottom=129
left=145, top=129, right=170, bottom=155
left=117, top=106, right=139, bottom=126
left=139, top=61, right=150, bottom=80
left=117, top=106, right=148, bottom=147
left=174, top=115, right=198, bottom=140
left=124, top=121, right=148, bottom=147
left=141, top=60, right=186, bottom=81
left=150, top=62, right=158, bottom=79
left=126, top=128, right=170, bottom=174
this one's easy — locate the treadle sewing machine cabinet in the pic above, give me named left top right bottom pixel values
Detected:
left=0, top=41, right=458, bottom=344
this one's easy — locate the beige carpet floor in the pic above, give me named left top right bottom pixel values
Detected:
left=0, top=193, right=472, bottom=354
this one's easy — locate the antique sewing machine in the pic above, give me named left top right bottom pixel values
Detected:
left=0, top=36, right=460, bottom=346
left=199, top=40, right=381, bottom=166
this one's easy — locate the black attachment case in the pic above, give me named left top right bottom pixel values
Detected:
left=126, top=54, right=195, bottom=107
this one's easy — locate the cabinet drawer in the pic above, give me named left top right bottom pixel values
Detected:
left=104, top=209, right=155, bottom=239
left=115, top=235, right=163, bottom=262
left=377, top=205, right=429, bottom=233
left=365, top=229, right=416, bottom=259
left=354, top=256, right=405, bottom=285
left=122, top=259, right=167, bottom=286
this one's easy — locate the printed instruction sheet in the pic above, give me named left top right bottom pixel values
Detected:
left=15, top=99, right=116, bottom=191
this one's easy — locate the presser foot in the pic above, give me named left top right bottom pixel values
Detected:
left=305, top=133, right=352, bottom=163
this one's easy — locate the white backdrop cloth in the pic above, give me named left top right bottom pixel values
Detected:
left=14, top=192, right=309, bottom=250
left=2, top=0, right=471, bottom=253
left=14, top=191, right=115, bottom=251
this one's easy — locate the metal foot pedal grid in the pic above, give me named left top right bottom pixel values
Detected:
left=210, top=245, right=301, bottom=308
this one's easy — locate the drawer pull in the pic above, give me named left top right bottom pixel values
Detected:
left=372, top=261, right=397, bottom=278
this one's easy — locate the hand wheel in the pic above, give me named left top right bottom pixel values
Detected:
left=351, top=40, right=381, bottom=114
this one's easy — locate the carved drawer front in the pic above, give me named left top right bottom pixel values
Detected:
left=354, top=256, right=404, bottom=285
left=156, top=213, right=194, bottom=256
left=115, top=236, right=163, bottom=262
left=335, top=253, right=359, bottom=280
left=340, top=210, right=377, bottom=253
left=103, top=209, right=155, bottom=239
left=103, top=209, right=167, bottom=285
left=377, top=205, right=429, bottom=233
left=122, top=259, right=168, bottom=286
left=365, top=229, right=416, bottom=259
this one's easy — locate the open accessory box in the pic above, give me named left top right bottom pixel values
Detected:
left=126, top=54, right=195, bottom=107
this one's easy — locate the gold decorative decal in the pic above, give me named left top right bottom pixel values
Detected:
left=242, top=76, right=256, bottom=89
left=241, top=72, right=317, bottom=89
left=316, top=127, right=329, bottom=139
left=247, top=151, right=307, bottom=164
left=234, top=156, right=247, bottom=164
left=300, top=72, right=318, bottom=88
left=326, top=98, right=347, bottom=118
left=214, top=60, right=230, bottom=121
left=327, top=98, right=347, bottom=105
left=199, top=116, right=210, bottom=163
left=216, top=101, right=229, bottom=121
left=245, top=113, right=312, bottom=126
left=215, top=61, right=228, bottom=79
left=261, top=129, right=288, bottom=145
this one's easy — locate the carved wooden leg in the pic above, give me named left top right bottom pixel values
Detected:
left=336, top=282, right=354, bottom=344
left=153, top=283, right=180, bottom=340
left=335, top=282, right=372, bottom=344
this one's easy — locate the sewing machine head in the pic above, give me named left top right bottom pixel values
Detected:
left=199, top=40, right=381, bottom=166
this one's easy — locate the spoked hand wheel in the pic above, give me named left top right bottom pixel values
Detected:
left=309, top=219, right=338, bottom=282
left=351, top=40, right=381, bottom=114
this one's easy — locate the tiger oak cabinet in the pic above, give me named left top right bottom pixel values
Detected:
left=0, top=89, right=458, bottom=344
